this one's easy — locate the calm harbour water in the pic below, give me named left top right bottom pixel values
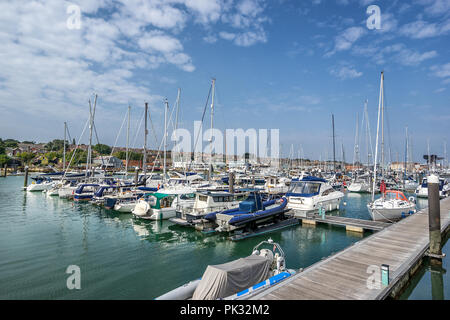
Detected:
left=0, top=176, right=445, bottom=300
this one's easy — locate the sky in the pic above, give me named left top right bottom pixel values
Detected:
left=0, top=0, right=449, bottom=164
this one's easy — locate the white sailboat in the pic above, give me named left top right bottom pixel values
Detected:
left=367, top=72, right=416, bottom=222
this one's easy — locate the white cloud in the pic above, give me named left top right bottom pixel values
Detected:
left=326, top=27, right=366, bottom=56
left=219, top=31, right=236, bottom=41
left=352, top=43, right=438, bottom=66
left=138, top=31, right=183, bottom=53
left=416, top=0, right=450, bottom=16
left=399, top=19, right=450, bottom=39
left=330, top=65, right=363, bottom=80
left=430, top=63, right=450, bottom=78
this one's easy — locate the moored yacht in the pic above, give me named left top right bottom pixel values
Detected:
left=132, top=188, right=196, bottom=220
left=415, top=177, right=449, bottom=198
left=170, top=191, right=247, bottom=226
left=286, top=176, right=344, bottom=214
left=367, top=190, right=416, bottom=222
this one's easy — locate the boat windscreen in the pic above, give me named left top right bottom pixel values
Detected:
left=288, top=181, right=321, bottom=195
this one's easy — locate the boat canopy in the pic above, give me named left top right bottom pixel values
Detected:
left=238, top=192, right=264, bottom=213
left=301, top=176, right=327, bottom=183
left=384, top=190, right=408, bottom=201
left=148, top=193, right=174, bottom=209
left=75, top=184, right=100, bottom=194
left=192, top=254, right=272, bottom=300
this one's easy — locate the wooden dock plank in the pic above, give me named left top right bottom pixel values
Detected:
left=251, top=197, right=450, bottom=300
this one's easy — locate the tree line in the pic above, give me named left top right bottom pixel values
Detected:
left=0, top=138, right=144, bottom=167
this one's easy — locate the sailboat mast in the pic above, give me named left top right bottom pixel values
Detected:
left=63, top=122, right=67, bottom=172
left=404, top=126, right=408, bottom=189
left=380, top=72, right=385, bottom=178
left=364, top=100, right=371, bottom=168
left=126, top=105, right=130, bottom=177
left=210, top=78, right=215, bottom=182
left=332, top=114, right=336, bottom=173
left=353, top=113, right=359, bottom=172
left=372, top=72, right=383, bottom=202
left=164, top=99, right=168, bottom=179
left=86, top=94, right=97, bottom=179
left=143, top=102, right=148, bottom=179
left=174, top=88, right=181, bottom=166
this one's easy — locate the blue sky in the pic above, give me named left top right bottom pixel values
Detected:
left=0, top=0, right=449, bottom=163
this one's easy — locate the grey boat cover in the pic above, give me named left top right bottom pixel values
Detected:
left=192, top=255, right=272, bottom=300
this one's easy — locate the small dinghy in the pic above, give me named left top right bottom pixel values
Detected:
left=155, top=238, right=296, bottom=300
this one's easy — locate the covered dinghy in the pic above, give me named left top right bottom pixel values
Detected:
left=192, top=254, right=272, bottom=300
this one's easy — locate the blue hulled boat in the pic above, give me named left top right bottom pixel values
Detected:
left=204, top=191, right=288, bottom=233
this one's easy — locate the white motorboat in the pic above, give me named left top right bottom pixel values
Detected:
left=171, top=191, right=247, bottom=225
left=58, top=185, right=78, bottom=199
left=26, top=178, right=55, bottom=192
left=264, top=176, right=290, bottom=194
left=415, top=177, right=449, bottom=198
left=132, top=188, right=196, bottom=220
left=367, top=190, right=416, bottom=222
left=155, top=238, right=296, bottom=300
left=286, top=176, right=344, bottom=214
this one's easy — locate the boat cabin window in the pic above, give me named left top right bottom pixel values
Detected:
left=147, top=195, right=157, bottom=206
left=385, top=192, right=407, bottom=201
left=321, top=188, right=334, bottom=196
left=213, top=196, right=231, bottom=202
left=235, top=194, right=247, bottom=201
left=198, top=195, right=208, bottom=202
left=289, top=182, right=321, bottom=194
left=160, top=196, right=174, bottom=208
left=180, top=193, right=196, bottom=200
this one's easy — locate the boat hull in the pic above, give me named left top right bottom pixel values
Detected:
left=367, top=203, right=416, bottom=222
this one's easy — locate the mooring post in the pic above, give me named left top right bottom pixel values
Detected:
left=23, top=166, right=29, bottom=189
left=427, top=174, right=442, bottom=265
left=228, top=171, right=234, bottom=194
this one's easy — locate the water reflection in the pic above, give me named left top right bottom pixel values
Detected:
left=430, top=264, right=445, bottom=300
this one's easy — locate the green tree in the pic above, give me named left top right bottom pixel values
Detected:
left=66, top=150, right=88, bottom=165
left=21, top=141, right=36, bottom=144
left=93, top=144, right=112, bottom=155
left=45, top=139, right=67, bottom=152
left=113, top=151, right=143, bottom=161
left=0, top=154, right=10, bottom=166
left=17, top=152, right=36, bottom=165
left=3, top=139, right=19, bottom=148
